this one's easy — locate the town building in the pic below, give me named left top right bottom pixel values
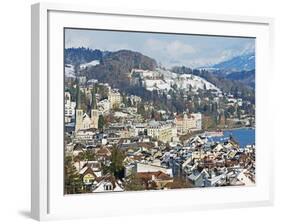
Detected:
left=127, top=95, right=142, bottom=106
left=91, top=174, right=124, bottom=193
left=136, top=171, right=174, bottom=190
left=130, top=162, right=173, bottom=177
left=108, top=89, right=122, bottom=109
left=176, top=113, right=202, bottom=135
left=79, top=161, right=102, bottom=185
left=75, top=129, right=95, bottom=142
left=97, top=99, right=110, bottom=114
left=75, top=84, right=99, bottom=132
left=147, top=121, right=174, bottom=143
left=64, top=92, right=76, bottom=123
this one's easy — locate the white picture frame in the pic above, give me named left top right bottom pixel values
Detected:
left=31, top=2, right=275, bottom=221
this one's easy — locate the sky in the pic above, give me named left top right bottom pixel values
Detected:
left=65, top=28, right=255, bottom=69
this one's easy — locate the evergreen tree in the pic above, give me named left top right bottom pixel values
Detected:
left=98, top=115, right=105, bottom=130
left=64, top=156, right=83, bottom=194
left=109, top=146, right=125, bottom=179
left=84, top=150, right=96, bottom=161
left=137, top=103, right=145, bottom=117
left=203, top=83, right=207, bottom=90
left=124, top=172, right=145, bottom=191
left=151, top=109, right=155, bottom=119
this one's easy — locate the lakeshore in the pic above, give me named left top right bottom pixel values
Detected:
left=207, top=127, right=255, bottom=148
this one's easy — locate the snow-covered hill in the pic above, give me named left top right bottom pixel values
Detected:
left=158, top=69, right=221, bottom=93
left=80, top=60, right=100, bottom=69
left=65, top=64, right=75, bottom=78
left=65, top=60, right=100, bottom=78
left=136, top=68, right=221, bottom=94
left=175, top=74, right=221, bottom=92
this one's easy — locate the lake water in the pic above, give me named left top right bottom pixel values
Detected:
left=208, top=128, right=255, bottom=148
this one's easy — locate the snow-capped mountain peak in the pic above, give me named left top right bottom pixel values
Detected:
left=212, top=53, right=255, bottom=72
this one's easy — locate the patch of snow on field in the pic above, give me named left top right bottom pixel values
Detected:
left=157, top=68, right=221, bottom=93
left=80, top=60, right=100, bottom=69
left=176, top=74, right=221, bottom=92
left=65, top=64, right=75, bottom=78
left=130, top=68, right=221, bottom=94
left=144, top=79, right=171, bottom=91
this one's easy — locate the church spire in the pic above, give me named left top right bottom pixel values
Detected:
left=91, top=88, right=97, bottom=110
left=75, top=78, right=83, bottom=132
left=76, top=78, right=81, bottom=109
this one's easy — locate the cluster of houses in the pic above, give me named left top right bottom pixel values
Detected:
left=66, top=132, right=255, bottom=193
left=64, top=71, right=255, bottom=194
left=64, top=78, right=203, bottom=145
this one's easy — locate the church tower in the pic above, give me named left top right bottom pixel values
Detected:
left=75, top=81, right=83, bottom=132
left=91, top=89, right=99, bottom=129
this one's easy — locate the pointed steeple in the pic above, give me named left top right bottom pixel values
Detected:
left=76, top=78, right=81, bottom=109
left=75, top=78, right=83, bottom=132
left=91, top=88, right=97, bottom=110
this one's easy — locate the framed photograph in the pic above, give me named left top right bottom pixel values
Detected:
left=31, top=2, right=274, bottom=221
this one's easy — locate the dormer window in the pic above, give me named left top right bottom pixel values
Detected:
left=104, top=183, right=113, bottom=191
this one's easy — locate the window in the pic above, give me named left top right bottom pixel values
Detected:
left=104, top=183, right=113, bottom=191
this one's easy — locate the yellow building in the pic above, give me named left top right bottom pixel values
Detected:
left=147, top=121, right=174, bottom=143
left=108, top=89, right=122, bottom=109
left=176, top=113, right=202, bottom=135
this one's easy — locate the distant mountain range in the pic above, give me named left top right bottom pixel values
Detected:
left=212, top=53, right=255, bottom=72
left=195, top=53, right=255, bottom=88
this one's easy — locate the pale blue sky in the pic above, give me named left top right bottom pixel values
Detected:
left=65, top=28, right=255, bottom=68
